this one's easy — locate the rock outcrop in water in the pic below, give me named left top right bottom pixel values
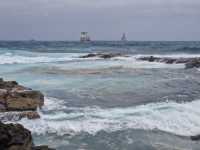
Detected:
left=80, top=53, right=124, bottom=59
left=190, top=135, right=200, bottom=141
left=0, top=78, right=44, bottom=120
left=185, top=58, right=200, bottom=69
left=0, top=121, right=55, bottom=150
left=138, top=56, right=200, bottom=68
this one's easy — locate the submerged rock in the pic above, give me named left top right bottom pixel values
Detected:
left=0, top=122, right=55, bottom=150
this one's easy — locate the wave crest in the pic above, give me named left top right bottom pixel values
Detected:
left=11, top=97, right=200, bottom=137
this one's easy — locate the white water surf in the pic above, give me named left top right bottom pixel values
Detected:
left=13, top=97, right=200, bottom=137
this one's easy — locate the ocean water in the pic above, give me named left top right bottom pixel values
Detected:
left=1, top=41, right=200, bottom=150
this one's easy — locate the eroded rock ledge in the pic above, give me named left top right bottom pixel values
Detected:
left=0, top=78, right=44, bottom=120
left=138, top=56, right=200, bottom=69
left=0, top=121, right=55, bottom=150
left=79, top=53, right=124, bottom=59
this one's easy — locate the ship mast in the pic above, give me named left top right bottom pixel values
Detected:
left=121, top=33, right=127, bottom=41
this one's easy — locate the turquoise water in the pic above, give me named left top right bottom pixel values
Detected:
left=1, top=41, right=200, bottom=149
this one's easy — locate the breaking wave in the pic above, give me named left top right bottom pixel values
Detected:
left=0, top=52, right=186, bottom=69
left=0, top=52, right=100, bottom=64
left=14, top=97, right=200, bottom=137
left=1, top=51, right=200, bottom=65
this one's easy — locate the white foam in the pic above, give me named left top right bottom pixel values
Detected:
left=0, top=52, right=101, bottom=64
left=12, top=97, right=200, bottom=137
left=43, top=97, right=67, bottom=111
left=0, top=52, right=192, bottom=69
left=110, top=56, right=184, bottom=69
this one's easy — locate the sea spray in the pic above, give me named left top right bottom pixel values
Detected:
left=15, top=97, right=200, bottom=137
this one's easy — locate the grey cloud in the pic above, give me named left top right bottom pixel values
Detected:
left=0, top=0, right=199, bottom=40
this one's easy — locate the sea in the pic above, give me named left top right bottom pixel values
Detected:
left=1, top=41, right=200, bottom=150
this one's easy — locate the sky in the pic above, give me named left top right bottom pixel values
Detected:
left=0, top=0, right=200, bottom=41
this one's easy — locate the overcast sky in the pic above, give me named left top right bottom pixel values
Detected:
left=0, top=0, right=200, bottom=41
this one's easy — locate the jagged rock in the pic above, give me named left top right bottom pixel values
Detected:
left=174, top=58, right=189, bottom=64
left=0, top=78, right=44, bottom=120
left=0, top=89, right=8, bottom=104
left=80, top=53, right=123, bottom=59
left=163, top=58, right=176, bottom=64
left=0, top=122, right=33, bottom=150
left=190, top=135, right=200, bottom=141
left=185, top=59, right=200, bottom=69
left=138, top=56, right=200, bottom=69
left=0, top=122, right=55, bottom=150
left=140, top=56, right=159, bottom=62
left=6, top=90, right=44, bottom=111
left=80, top=53, right=97, bottom=58
left=0, top=104, right=6, bottom=112
left=0, top=79, right=44, bottom=112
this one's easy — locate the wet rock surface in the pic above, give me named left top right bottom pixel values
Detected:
left=138, top=56, right=200, bottom=68
left=0, top=111, right=40, bottom=122
left=80, top=53, right=124, bottom=59
left=0, top=122, right=55, bottom=150
left=0, top=78, right=44, bottom=120
left=33, top=146, right=56, bottom=150
left=190, top=135, right=200, bottom=141
left=0, top=78, right=44, bottom=112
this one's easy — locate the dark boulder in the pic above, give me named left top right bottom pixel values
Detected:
left=138, top=56, right=160, bottom=62
left=0, top=122, right=33, bottom=150
left=0, top=122, right=55, bottom=150
left=80, top=53, right=97, bottom=58
left=190, top=135, right=200, bottom=141
left=138, top=56, right=200, bottom=69
left=163, top=58, right=176, bottom=64
left=80, top=53, right=123, bottom=59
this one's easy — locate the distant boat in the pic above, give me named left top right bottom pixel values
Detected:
left=80, top=32, right=91, bottom=42
left=121, top=33, right=127, bottom=42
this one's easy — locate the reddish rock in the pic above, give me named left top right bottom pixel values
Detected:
left=6, top=90, right=44, bottom=111
left=0, top=78, right=44, bottom=120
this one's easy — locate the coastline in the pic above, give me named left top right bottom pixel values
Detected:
left=0, top=78, right=55, bottom=150
left=1, top=41, right=200, bottom=149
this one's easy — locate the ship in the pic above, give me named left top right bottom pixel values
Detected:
left=80, top=32, right=91, bottom=42
left=121, top=33, right=127, bottom=42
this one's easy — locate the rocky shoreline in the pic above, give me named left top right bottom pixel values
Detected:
left=138, top=56, right=200, bottom=69
left=0, top=78, right=55, bottom=150
left=0, top=121, right=55, bottom=150
left=79, top=53, right=124, bottom=59
left=0, top=78, right=44, bottom=120
left=80, top=53, right=200, bottom=69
